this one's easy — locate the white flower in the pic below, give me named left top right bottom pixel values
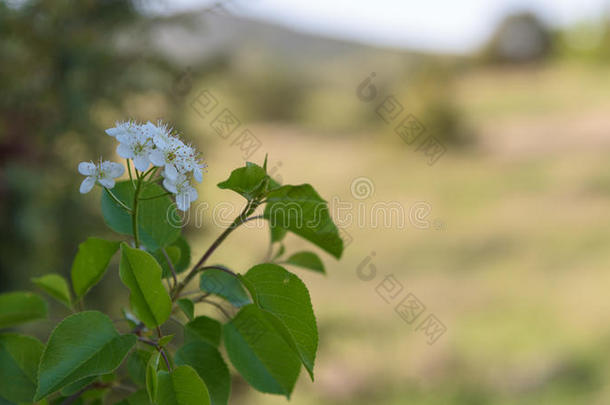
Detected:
left=144, top=121, right=174, bottom=150
left=78, top=160, right=124, bottom=194
left=163, top=174, right=198, bottom=211
left=173, top=143, right=207, bottom=183
left=115, top=124, right=153, bottom=171
left=149, top=137, right=186, bottom=181
left=145, top=121, right=206, bottom=182
left=105, top=120, right=140, bottom=139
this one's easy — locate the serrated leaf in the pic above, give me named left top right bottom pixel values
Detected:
left=119, top=243, right=172, bottom=329
left=199, top=269, right=251, bottom=307
left=32, top=274, right=72, bottom=308
left=184, top=316, right=221, bottom=347
left=175, top=341, right=231, bottom=405
left=101, top=181, right=181, bottom=251
left=241, top=263, right=318, bottom=379
left=71, top=237, right=120, bottom=298
left=264, top=184, right=343, bottom=258
left=177, top=299, right=194, bottom=321
left=223, top=305, right=301, bottom=398
left=0, top=333, right=44, bottom=403
left=217, top=163, right=267, bottom=200
left=35, top=311, right=136, bottom=400
left=157, top=365, right=211, bottom=405
left=0, top=292, right=47, bottom=329
left=283, top=251, right=325, bottom=274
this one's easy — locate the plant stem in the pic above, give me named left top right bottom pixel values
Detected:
left=198, top=265, right=238, bottom=278
left=161, top=248, right=178, bottom=288
left=137, top=337, right=172, bottom=371
left=126, top=159, right=135, bottom=189
left=104, top=188, right=132, bottom=213
left=198, top=298, right=231, bottom=320
left=132, top=177, right=144, bottom=248
left=139, top=191, right=172, bottom=201
left=170, top=201, right=260, bottom=301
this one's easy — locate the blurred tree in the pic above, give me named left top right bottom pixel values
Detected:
left=481, top=12, right=553, bottom=64
left=0, top=0, right=177, bottom=291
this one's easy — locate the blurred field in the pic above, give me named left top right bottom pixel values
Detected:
left=4, top=3, right=610, bottom=404
left=172, top=62, right=610, bottom=405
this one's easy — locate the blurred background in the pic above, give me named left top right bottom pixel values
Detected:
left=3, top=0, right=610, bottom=403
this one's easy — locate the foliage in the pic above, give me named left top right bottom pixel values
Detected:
left=0, top=127, right=343, bottom=402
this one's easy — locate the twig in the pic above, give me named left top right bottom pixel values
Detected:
left=171, top=200, right=260, bottom=300
left=137, top=337, right=172, bottom=371
left=198, top=265, right=238, bottom=278
left=198, top=298, right=232, bottom=320
left=161, top=248, right=178, bottom=288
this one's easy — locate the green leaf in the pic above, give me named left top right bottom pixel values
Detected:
left=158, top=335, right=174, bottom=348
left=119, top=243, right=172, bottom=329
left=71, top=237, right=120, bottom=298
left=60, top=376, right=96, bottom=396
left=223, top=305, right=301, bottom=398
left=153, top=236, right=190, bottom=279
left=0, top=292, right=47, bottom=329
left=0, top=333, right=44, bottom=403
left=264, top=184, right=343, bottom=258
left=157, top=365, right=211, bottom=405
left=152, top=246, right=181, bottom=279
left=241, top=264, right=318, bottom=379
left=184, top=316, right=222, bottom=347
left=170, top=236, right=191, bottom=273
left=271, top=244, right=286, bottom=261
left=128, top=350, right=152, bottom=387
left=199, top=269, right=251, bottom=307
left=217, top=162, right=267, bottom=200
left=101, top=181, right=181, bottom=251
left=146, top=352, right=160, bottom=403
left=175, top=341, right=231, bottom=405
left=283, top=251, right=325, bottom=274
left=32, top=274, right=72, bottom=308
left=177, top=299, right=194, bottom=321
left=35, top=311, right=137, bottom=400
left=270, top=226, right=288, bottom=243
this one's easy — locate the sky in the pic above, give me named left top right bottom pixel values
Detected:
left=146, top=0, right=610, bottom=53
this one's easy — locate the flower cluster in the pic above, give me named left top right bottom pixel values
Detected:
left=78, top=120, right=205, bottom=211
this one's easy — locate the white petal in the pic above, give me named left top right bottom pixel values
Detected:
left=78, top=162, right=96, bottom=176
left=176, top=193, right=190, bottom=211
left=117, top=143, right=134, bottom=159
left=116, top=132, right=133, bottom=145
left=98, top=177, right=115, bottom=188
left=133, top=154, right=150, bottom=171
left=105, top=128, right=120, bottom=137
left=193, top=167, right=203, bottom=183
left=106, top=162, right=125, bottom=178
left=188, top=187, right=198, bottom=202
left=79, top=176, right=96, bottom=194
left=163, top=178, right=178, bottom=194
left=165, top=164, right=178, bottom=180
left=149, top=149, right=166, bottom=167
